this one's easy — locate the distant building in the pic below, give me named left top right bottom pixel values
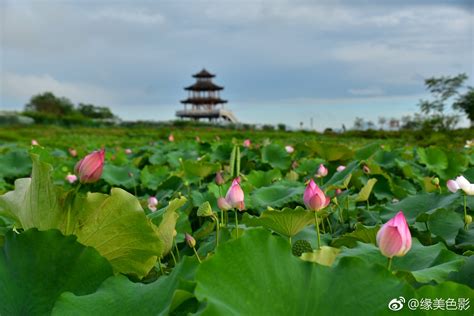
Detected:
left=176, top=69, right=238, bottom=123
left=0, top=111, right=34, bottom=125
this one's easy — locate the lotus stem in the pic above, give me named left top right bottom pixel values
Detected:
left=170, top=249, right=177, bottom=266
left=193, top=247, right=202, bottom=263
left=234, top=210, right=239, bottom=238
left=327, top=217, right=333, bottom=234
left=173, top=240, right=180, bottom=261
left=66, top=184, right=81, bottom=235
left=214, top=215, right=220, bottom=248
left=314, top=212, right=321, bottom=250
left=387, top=257, right=393, bottom=271
left=464, top=194, right=468, bottom=231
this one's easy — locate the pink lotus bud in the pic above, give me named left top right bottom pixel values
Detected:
left=336, top=165, right=346, bottom=172
left=243, top=139, right=251, bottom=148
left=285, top=145, right=294, bottom=153
left=446, top=180, right=460, bottom=193
left=303, top=179, right=330, bottom=211
left=376, top=211, right=412, bottom=258
left=148, top=196, right=158, bottom=212
left=215, top=171, right=225, bottom=186
left=217, top=197, right=232, bottom=211
left=68, top=148, right=77, bottom=157
left=168, top=134, right=175, bottom=142
left=125, top=148, right=132, bottom=154
left=225, top=178, right=245, bottom=211
left=65, top=174, right=77, bottom=184
left=335, top=188, right=343, bottom=196
left=291, top=161, right=299, bottom=170
left=363, top=165, right=371, bottom=174
left=316, top=164, right=328, bottom=178
left=31, top=139, right=39, bottom=146
left=455, top=175, right=474, bottom=195
left=74, top=149, right=105, bottom=184
left=185, top=233, right=196, bottom=248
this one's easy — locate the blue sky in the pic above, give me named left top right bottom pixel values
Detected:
left=1, top=0, right=473, bottom=130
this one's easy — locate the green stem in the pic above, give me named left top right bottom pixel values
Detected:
left=158, top=258, right=164, bottom=274
left=193, top=247, right=202, bottom=263
left=321, top=216, right=326, bottom=234
left=464, top=194, right=468, bottom=231
left=215, top=216, right=220, bottom=248
left=289, top=236, right=292, bottom=247
left=314, top=212, right=321, bottom=250
left=173, top=240, right=180, bottom=261
left=234, top=210, right=240, bottom=238
left=338, top=205, right=344, bottom=224
left=66, top=184, right=81, bottom=235
left=387, top=257, right=393, bottom=271
left=327, top=217, right=333, bottom=234
left=170, top=249, right=177, bottom=266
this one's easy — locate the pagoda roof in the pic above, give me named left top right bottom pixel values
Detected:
left=193, top=69, right=215, bottom=78
left=185, top=81, right=223, bottom=91
left=181, top=97, right=227, bottom=105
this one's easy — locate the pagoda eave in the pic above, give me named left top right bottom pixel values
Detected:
left=181, top=98, right=227, bottom=105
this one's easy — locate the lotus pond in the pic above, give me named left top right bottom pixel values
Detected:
left=0, top=125, right=473, bottom=315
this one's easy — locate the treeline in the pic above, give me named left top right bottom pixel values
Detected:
left=22, top=92, right=119, bottom=125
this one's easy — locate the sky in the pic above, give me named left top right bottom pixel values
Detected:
left=1, top=0, right=473, bottom=130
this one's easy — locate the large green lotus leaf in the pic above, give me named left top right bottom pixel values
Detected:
left=382, top=192, right=462, bottom=223
left=242, top=206, right=314, bottom=237
left=194, top=229, right=414, bottom=315
left=73, top=188, right=164, bottom=278
left=0, top=149, right=31, bottom=179
left=417, top=147, right=448, bottom=172
left=456, top=226, right=474, bottom=251
left=428, top=208, right=465, bottom=246
left=337, top=239, right=466, bottom=284
left=250, top=183, right=305, bottom=212
left=307, top=141, right=354, bottom=162
left=0, top=229, right=113, bottom=316
left=140, top=165, right=169, bottom=190
left=182, top=160, right=220, bottom=183
left=323, top=160, right=359, bottom=189
left=53, top=256, right=199, bottom=316
left=261, top=143, right=291, bottom=170
left=331, top=223, right=379, bottom=248
left=447, top=255, right=474, bottom=289
left=354, top=142, right=382, bottom=160
left=152, top=197, right=187, bottom=256
left=0, top=153, right=64, bottom=230
left=294, top=158, right=326, bottom=175
left=437, top=150, right=469, bottom=180
left=102, top=164, right=141, bottom=189
left=246, top=169, right=282, bottom=188
left=415, top=282, right=474, bottom=315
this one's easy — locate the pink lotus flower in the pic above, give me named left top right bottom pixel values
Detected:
left=303, top=179, right=330, bottom=211
left=447, top=179, right=460, bottom=193
left=124, top=148, right=132, bottom=154
left=217, top=197, right=232, bottom=211
left=453, top=175, right=474, bottom=195
left=285, top=145, right=294, bottom=153
left=336, top=165, right=346, bottom=172
left=168, top=134, right=175, bottom=142
left=215, top=171, right=225, bottom=186
left=65, top=174, right=77, bottom=184
left=185, top=233, right=196, bottom=248
left=74, top=149, right=105, bottom=184
left=31, top=139, right=39, bottom=146
left=316, top=164, right=328, bottom=178
left=243, top=139, right=251, bottom=148
left=148, top=196, right=158, bottom=212
left=68, top=148, right=77, bottom=157
left=225, top=178, right=245, bottom=211
left=377, top=211, right=412, bottom=258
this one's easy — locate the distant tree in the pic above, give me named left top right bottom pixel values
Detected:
left=78, top=103, right=114, bottom=119
left=453, top=87, right=474, bottom=126
left=389, top=118, right=400, bottom=130
left=418, top=73, right=468, bottom=130
left=25, top=92, right=74, bottom=116
left=367, top=121, right=375, bottom=130
left=378, top=117, right=386, bottom=130
left=353, top=117, right=364, bottom=130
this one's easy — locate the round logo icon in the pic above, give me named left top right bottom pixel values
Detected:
left=388, top=297, right=406, bottom=311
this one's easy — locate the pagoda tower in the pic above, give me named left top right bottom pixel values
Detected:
left=176, top=69, right=238, bottom=123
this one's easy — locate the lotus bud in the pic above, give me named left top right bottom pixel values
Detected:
left=148, top=196, right=158, bottom=212
left=285, top=145, right=294, bottom=153
left=31, top=139, right=39, bottom=146
left=125, top=148, right=132, bottom=154
left=68, top=148, right=77, bottom=157
left=243, top=139, right=251, bottom=148
left=447, top=179, right=460, bottom=193
left=215, top=171, right=225, bottom=186
left=465, top=215, right=472, bottom=225
left=363, top=165, right=371, bottom=174
left=225, top=178, right=245, bottom=211
left=335, top=188, right=342, bottom=196
left=431, top=177, right=440, bottom=187
left=303, top=179, right=330, bottom=211
left=217, top=197, right=232, bottom=211
left=376, top=211, right=412, bottom=258
left=185, top=233, right=196, bottom=248
left=316, top=164, right=328, bottom=178
left=336, top=165, right=346, bottom=172
left=455, top=175, right=474, bottom=195
left=168, top=134, right=175, bottom=142
left=291, top=161, right=299, bottom=170
left=65, top=174, right=77, bottom=184
left=74, top=149, right=105, bottom=184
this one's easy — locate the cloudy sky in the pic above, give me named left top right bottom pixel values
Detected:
left=1, top=0, right=473, bottom=130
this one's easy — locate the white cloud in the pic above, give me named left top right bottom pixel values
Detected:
left=90, top=8, right=165, bottom=25
left=348, top=87, right=384, bottom=96
left=1, top=72, right=117, bottom=106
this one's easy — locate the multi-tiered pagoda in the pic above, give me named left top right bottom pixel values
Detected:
left=176, top=69, right=238, bottom=123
